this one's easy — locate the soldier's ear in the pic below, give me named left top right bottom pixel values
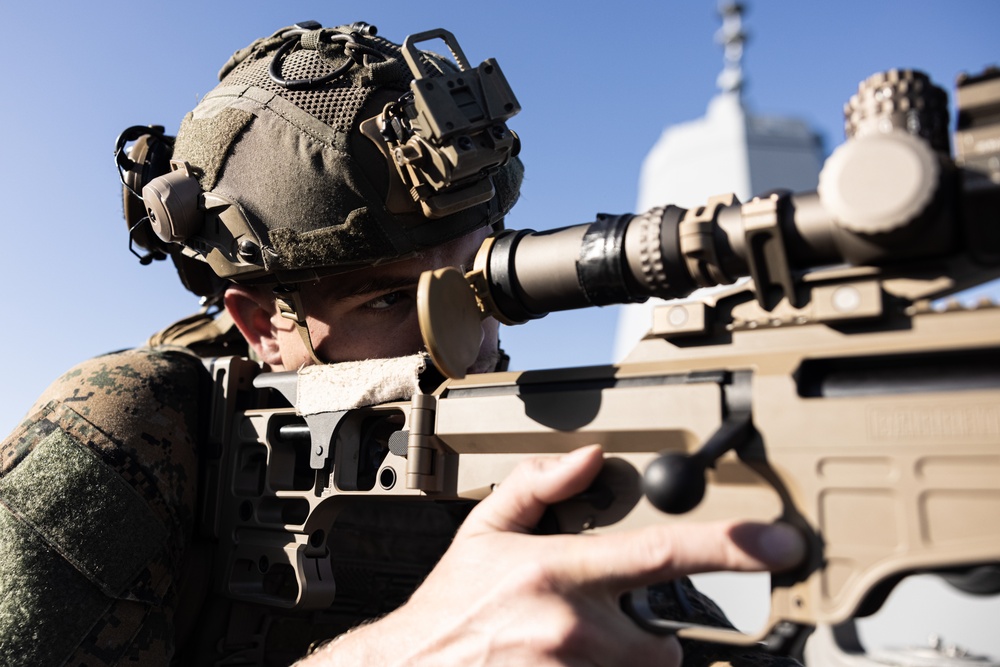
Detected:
left=224, top=284, right=283, bottom=366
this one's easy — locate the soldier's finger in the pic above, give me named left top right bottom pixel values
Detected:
left=551, top=520, right=806, bottom=592
left=460, top=445, right=606, bottom=536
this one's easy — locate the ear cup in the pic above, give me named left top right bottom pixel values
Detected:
left=116, top=126, right=175, bottom=261
left=142, top=164, right=206, bottom=244
left=115, top=125, right=228, bottom=298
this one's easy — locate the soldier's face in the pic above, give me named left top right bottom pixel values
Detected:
left=270, top=227, right=500, bottom=373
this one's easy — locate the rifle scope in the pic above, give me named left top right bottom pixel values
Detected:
left=473, top=68, right=997, bottom=325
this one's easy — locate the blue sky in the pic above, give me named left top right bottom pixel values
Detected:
left=0, top=0, right=996, bottom=436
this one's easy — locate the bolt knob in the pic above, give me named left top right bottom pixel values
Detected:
left=643, top=453, right=707, bottom=515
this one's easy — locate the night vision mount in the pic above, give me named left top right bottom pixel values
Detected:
left=369, top=28, right=521, bottom=219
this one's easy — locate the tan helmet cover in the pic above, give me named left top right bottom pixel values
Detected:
left=162, top=22, right=523, bottom=286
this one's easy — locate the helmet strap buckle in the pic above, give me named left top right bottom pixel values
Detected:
left=273, top=286, right=324, bottom=366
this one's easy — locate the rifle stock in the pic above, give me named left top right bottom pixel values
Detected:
left=199, top=66, right=1000, bottom=659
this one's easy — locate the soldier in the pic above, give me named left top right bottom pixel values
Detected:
left=0, top=21, right=803, bottom=666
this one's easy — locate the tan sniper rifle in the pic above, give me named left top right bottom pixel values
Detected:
left=200, top=67, right=1000, bottom=661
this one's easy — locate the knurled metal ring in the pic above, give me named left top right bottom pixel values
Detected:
left=636, top=207, right=669, bottom=294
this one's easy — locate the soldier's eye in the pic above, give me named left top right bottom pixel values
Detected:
left=364, top=291, right=404, bottom=311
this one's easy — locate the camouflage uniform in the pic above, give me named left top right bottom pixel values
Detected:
left=0, top=343, right=800, bottom=666
left=0, top=347, right=203, bottom=665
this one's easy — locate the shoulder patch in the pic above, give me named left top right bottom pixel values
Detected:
left=0, top=428, right=168, bottom=597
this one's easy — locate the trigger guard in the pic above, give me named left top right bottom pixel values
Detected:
left=619, top=587, right=684, bottom=636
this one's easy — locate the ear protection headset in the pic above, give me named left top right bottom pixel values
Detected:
left=115, top=123, right=322, bottom=362
left=114, top=125, right=233, bottom=299
left=115, top=125, right=174, bottom=264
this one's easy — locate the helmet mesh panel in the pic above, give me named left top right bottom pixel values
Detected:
left=221, top=34, right=407, bottom=133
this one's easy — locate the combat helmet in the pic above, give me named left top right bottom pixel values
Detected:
left=116, top=20, right=523, bottom=302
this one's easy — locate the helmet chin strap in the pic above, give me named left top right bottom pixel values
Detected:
left=273, top=286, right=325, bottom=366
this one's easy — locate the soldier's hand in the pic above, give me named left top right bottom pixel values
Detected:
left=300, top=445, right=805, bottom=666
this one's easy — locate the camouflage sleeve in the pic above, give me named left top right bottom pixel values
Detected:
left=0, top=347, right=208, bottom=666
left=648, top=579, right=802, bottom=666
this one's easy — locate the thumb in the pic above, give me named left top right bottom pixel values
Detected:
left=460, top=445, right=605, bottom=536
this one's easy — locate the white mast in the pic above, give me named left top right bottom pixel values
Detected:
left=613, top=1, right=823, bottom=361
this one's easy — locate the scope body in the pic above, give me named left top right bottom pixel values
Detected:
left=474, top=68, right=1000, bottom=325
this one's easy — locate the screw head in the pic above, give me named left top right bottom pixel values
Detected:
left=238, top=239, right=260, bottom=262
